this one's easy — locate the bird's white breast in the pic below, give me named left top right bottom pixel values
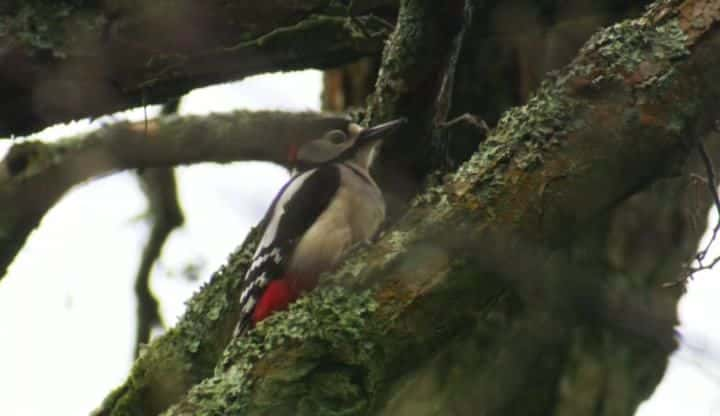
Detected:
left=288, top=163, right=385, bottom=276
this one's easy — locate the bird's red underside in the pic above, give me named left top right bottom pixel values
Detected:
left=252, top=279, right=296, bottom=323
left=252, top=274, right=318, bottom=324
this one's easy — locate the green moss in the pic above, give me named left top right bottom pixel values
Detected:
left=495, top=79, right=577, bottom=170
left=442, top=15, right=690, bottom=199
left=568, top=18, right=688, bottom=87
left=495, top=80, right=575, bottom=145
left=176, top=230, right=259, bottom=358
left=164, top=288, right=381, bottom=415
left=220, top=288, right=379, bottom=369
left=434, top=73, right=578, bottom=205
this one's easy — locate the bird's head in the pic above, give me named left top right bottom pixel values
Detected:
left=293, top=118, right=406, bottom=171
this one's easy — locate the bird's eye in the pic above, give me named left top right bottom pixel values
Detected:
left=325, top=130, right=347, bottom=144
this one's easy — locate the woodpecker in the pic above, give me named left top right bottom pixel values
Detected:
left=234, top=118, right=406, bottom=336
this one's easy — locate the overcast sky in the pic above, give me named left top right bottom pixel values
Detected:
left=0, top=70, right=718, bottom=415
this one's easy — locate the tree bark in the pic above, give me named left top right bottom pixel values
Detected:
left=95, top=1, right=720, bottom=415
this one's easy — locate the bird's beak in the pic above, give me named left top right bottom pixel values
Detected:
left=357, top=118, right=407, bottom=143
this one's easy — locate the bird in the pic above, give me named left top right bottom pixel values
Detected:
left=233, top=118, right=406, bottom=336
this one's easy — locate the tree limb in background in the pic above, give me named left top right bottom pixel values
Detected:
left=0, top=111, right=350, bottom=280
left=133, top=167, right=183, bottom=358
left=0, top=1, right=397, bottom=136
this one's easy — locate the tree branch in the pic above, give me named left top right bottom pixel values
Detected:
left=133, top=167, right=184, bottom=358
left=367, top=0, right=471, bottom=215
left=0, top=111, right=351, bottom=280
left=0, top=1, right=396, bottom=136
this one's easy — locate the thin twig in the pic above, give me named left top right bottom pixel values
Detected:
left=694, top=140, right=720, bottom=263
left=664, top=139, right=720, bottom=289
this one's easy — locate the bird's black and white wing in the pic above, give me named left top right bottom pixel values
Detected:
left=234, top=165, right=340, bottom=332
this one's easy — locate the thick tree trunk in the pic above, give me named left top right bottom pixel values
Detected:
left=94, top=1, right=720, bottom=415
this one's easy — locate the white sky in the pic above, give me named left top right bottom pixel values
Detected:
left=0, top=70, right=718, bottom=415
